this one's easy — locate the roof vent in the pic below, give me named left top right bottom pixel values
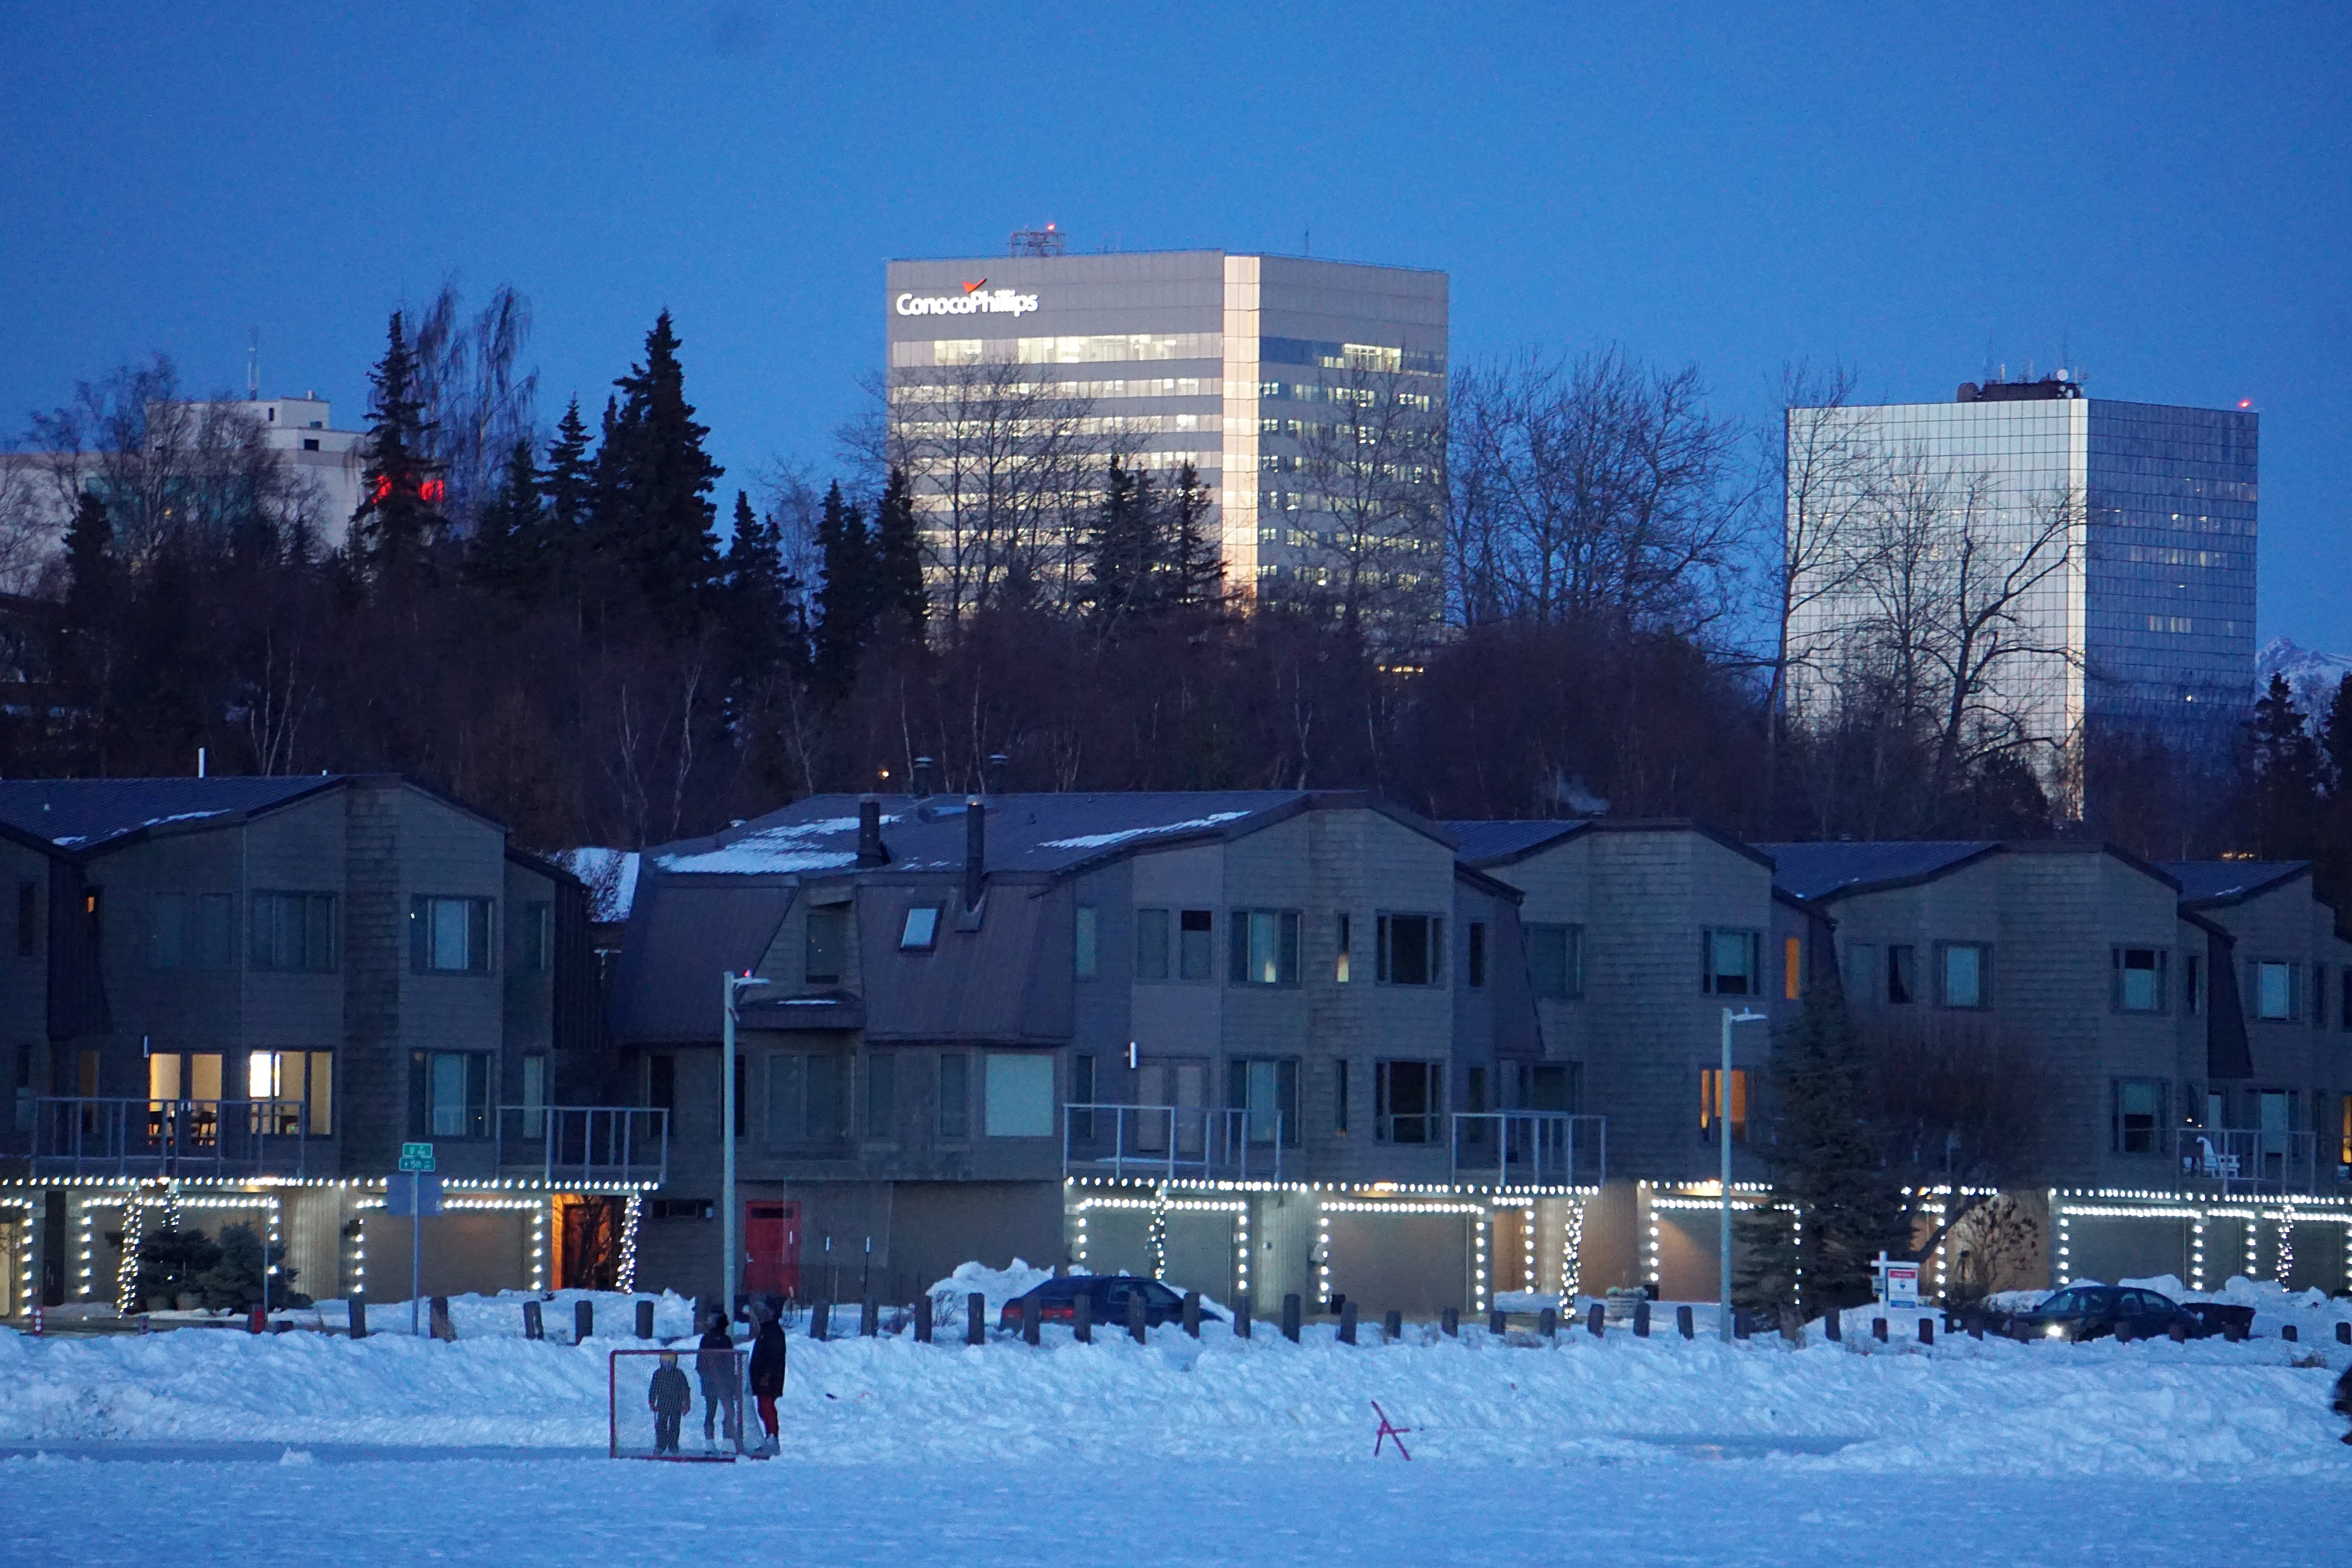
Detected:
left=985, top=753, right=1008, bottom=795
left=857, top=796, right=890, bottom=867
left=913, top=756, right=934, bottom=799
left=964, top=799, right=986, bottom=913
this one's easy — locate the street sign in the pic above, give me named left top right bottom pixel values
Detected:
left=398, top=1142, right=436, bottom=1172
left=1873, top=1251, right=1920, bottom=1307
left=384, top=1172, right=443, bottom=1217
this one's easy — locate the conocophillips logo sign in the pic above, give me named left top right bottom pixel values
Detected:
left=894, top=278, right=1040, bottom=318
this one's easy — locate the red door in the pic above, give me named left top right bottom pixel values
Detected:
left=745, top=1201, right=800, bottom=1299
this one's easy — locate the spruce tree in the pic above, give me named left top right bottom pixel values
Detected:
left=350, top=310, right=446, bottom=582
left=1161, top=461, right=1225, bottom=615
left=541, top=398, right=594, bottom=570
left=464, top=438, right=543, bottom=600
left=2319, top=674, right=2352, bottom=797
left=589, top=311, right=722, bottom=628
left=872, top=467, right=929, bottom=636
left=1080, top=455, right=1156, bottom=629
left=2244, top=672, right=2324, bottom=858
left=1749, top=989, right=1908, bottom=1315
left=721, top=490, right=796, bottom=678
left=811, top=481, right=873, bottom=692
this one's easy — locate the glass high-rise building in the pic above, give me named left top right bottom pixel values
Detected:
left=1784, top=377, right=2257, bottom=774
left=883, top=249, right=1447, bottom=614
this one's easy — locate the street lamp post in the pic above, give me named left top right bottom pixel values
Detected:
left=1719, top=1005, right=1767, bottom=1343
left=722, top=971, right=769, bottom=1335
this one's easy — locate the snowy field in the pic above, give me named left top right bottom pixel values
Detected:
left=6, top=1275, right=2349, bottom=1567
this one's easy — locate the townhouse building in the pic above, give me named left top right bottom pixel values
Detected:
left=0, top=777, right=646, bottom=1316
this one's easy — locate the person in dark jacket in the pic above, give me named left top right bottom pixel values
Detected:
left=2332, top=1363, right=2352, bottom=1445
left=696, top=1312, right=743, bottom=1450
left=647, top=1350, right=691, bottom=1456
left=747, top=1308, right=789, bottom=1457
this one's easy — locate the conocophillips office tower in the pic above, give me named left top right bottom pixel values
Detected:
left=884, top=250, right=1448, bottom=593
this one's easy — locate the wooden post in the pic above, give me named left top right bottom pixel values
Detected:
left=1586, top=1303, right=1604, bottom=1337
left=1073, top=1289, right=1092, bottom=1343
left=914, top=1294, right=933, bottom=1344
left=1126, top=1289, right=1147, bottom=1345
left=574, top=1299, right=593, bottom=1344
left=2116, top=1320, right=2134, bottom=1344
left=1183, top=1291, right=1201, bottom=1338
left=1441, top=1306, right=1459, bottom=1337
left=1281, top=1293, right=1302, bottom=1343
left=2337, top=1321, right=2351, bottom=1345
left=430, top=1296, right=453, bottom=1341
left=1338, top=1299, right=1358, bottom=1345
left=1732, top=1309, right=1750, bottom=1341
left=811, top=1301, right=830, bottom=1342
left=1023, top=1293, right=1041, bottom=1346
left=635, top=1299, right=654, bottom=1339
left=1871, top=1316, right=1887, bottom=1343
left=1233, top=1296, right=1252, bottom=1340
left=1676, top=1305, right=1693, bottom=1340
left=1917, top=1317, right=1934, bottom=1346
left=2169, top=1319, right=2187, bottom=1343
left=1632, top=1299, right=1649, bottom=1338
left=1488, top=1309, right=1506, bottom=1336
left=2280, top=1322, right=2297, bottom=1344
left=965, top=1291, right=985, bottom=1345
left=522, top=1299, right=543, bottom=1340
left=1970, top=1314, right=1986, bottom=1341
left=1385, top=1308, right=1404, bottom=1344
left=349, top=1298, right=367, bottom=1340
left=1537, top=1307, right=1557, bottom=1340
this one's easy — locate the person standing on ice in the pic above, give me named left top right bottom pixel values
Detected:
left=697, top=1311, right=743, bottom=1450
left=747, top=1306, right=788, bottom=1457
left=647, top=1350, right=691, bottom=1456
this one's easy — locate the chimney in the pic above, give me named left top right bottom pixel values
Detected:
left=913, top=756, right=934, bottom=799
left=985, top=752, right=1009, bottom=795
left=964, top=798, right=986, bottom=912
left=857, top=796, right=888, bottom=866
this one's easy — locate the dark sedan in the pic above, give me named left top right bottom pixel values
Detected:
left=998, top=1275, right=1222, bottom=1331
left=2005, top=1285, right=2204, bottom=1343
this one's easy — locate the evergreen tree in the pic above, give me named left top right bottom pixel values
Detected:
left=871, top=467, right=929, bottom=636
left=60, top=490, right=116, bottom=636
left=1161, top=461, right=1225, bottom=615
left=721, top=490, right=797, bottom=678
left=350, top=310, right=446, bottom=582
left=1749, top=990, right=1908, bottom=1316
left=811, top=481, right=874, bottom=691
left=464, top=438, right=543, bottom=600
left=1079, top=455, right=1157, bottom=629
left=2243, top=672, right=2324, bottom=858
left=541, top=397, right=595, bottom=573
left=588, top=311, right=722, bottom=628
left=2320, top=674, right=2352, bottom=797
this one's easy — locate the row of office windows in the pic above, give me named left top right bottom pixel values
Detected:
left=1065, top=907, right=1459, bottom=989
left=1843, top=940, right=2352, bottom=1024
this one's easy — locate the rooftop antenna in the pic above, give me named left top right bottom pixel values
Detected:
left=247, top=329, right=260, bottom=401
left=1010, top=222, right=1065, bottom=257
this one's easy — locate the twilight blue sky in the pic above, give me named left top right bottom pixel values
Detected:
left=4, top=2, right=2346, bottom=646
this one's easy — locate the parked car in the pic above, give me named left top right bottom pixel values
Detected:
left=998, top=1275, right=1222, bottom=1331
left=2002, top=1285, right=2206, bottom=1343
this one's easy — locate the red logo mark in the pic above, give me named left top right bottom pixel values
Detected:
left=960, top=279, right=987, bottom=294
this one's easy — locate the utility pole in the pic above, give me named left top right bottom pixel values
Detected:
left=1719, top=1007, right=1766, bottom=1342
left=722, top=971, right=767, bottom=1335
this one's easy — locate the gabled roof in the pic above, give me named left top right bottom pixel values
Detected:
left=1755, top=841, right=1998, bottom=900
left=2162, top=860, right=2311, bottom=908
left=646, top=791, right=1451, bottom=882
left=1443, top=819, right=1589, bottom=867
left=0, top=775, right=342, bottom=851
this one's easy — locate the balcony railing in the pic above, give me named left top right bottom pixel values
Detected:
left=30, top=1097, right=314, bottom=1179
left=1449, top=1111, right=1607, bottom=1187
left=494, top=1105, right=668, bottom=1187
left=1062, top=1103, right=1284, bottom=1181
left=2175, top=1127, right=2324, bottom=1195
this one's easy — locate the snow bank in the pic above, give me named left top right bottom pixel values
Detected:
left=922, top=1258, right=1056, bottom=1319
left=5, top=1295, right=2346, bottom=1476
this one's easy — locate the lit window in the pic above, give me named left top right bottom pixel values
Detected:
left=1229, top=909, right=1301, bottom=985
left=1699, top=1068, right=1749, bottom=1144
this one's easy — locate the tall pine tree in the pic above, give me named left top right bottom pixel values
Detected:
left=871, top=467, right=929, bottom=637
left=1079, top=455, right=1157, bottom=630
left=588, top=311, right=721, bottom=629
left=463, top=438, right=544, bottom=600
left=811, top=481, right=874, bottom=692
left=720, top=490, right=798, bottom=679
left=540, top=397, right=594, bottom=578
left=350, top=310, right=446, bottom=583
left=1161, top=461, right=1225, bottom=615
left=2243, top=671, right=2324, bottom=858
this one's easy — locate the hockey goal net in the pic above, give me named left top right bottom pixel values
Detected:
left=608, top=1346, right=750, bottom=1461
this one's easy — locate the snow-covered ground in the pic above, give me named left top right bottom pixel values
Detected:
left=6, top=1277, right=2348, bottom=1566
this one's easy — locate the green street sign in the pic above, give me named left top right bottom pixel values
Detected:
left=398, top=1141, right=436, bottom=1172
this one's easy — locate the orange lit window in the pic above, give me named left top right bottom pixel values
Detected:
left=1783, top=937, right=1802, bottom=1000
left=1700, top=1068, right=1749, bottom=1144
